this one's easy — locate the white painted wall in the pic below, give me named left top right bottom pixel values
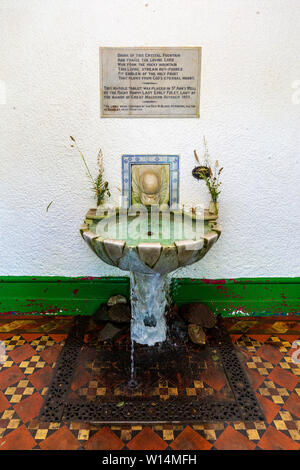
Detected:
left=0, top=0, right=299, bottom=278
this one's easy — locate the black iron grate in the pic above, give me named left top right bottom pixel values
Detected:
left=39, top=316, right=264, bottom=423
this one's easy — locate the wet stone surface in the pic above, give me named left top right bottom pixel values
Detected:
left=180, top=303, right=217, bottom=329
left=109, top=304, right=131, bottom=324
left=69, top=319, right=233, bottom=401
left=188, top=324, right=206, bottom=345
left=107, top=295, right=128, bottom=306
left=92, top=303, right=110, bottom=324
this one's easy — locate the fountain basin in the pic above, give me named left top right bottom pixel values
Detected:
left=80, top=208, right=221, bottom=345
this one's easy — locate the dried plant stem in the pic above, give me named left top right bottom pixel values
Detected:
left=70, top=136, right=95, bottom=186
left=193, top=137, right=223, bottom=204
left=70, top=136, right=110, bottom=206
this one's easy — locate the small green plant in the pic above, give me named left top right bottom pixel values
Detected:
left=70, top=136, right=111, bottom=206
left=194, top=137, right=223, bottom=203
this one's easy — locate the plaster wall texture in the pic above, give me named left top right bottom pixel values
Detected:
left=0, top=0, right=299, bottom=279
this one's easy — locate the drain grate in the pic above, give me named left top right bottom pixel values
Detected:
left=39, top=316, right=264, bottom=423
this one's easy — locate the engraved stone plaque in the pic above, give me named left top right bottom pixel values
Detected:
left=100, top=47, right=201, bottom=118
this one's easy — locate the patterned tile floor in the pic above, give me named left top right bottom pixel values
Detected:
left=0, top=316, right=299, bottom=450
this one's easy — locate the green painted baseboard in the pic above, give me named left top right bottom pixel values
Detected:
left=0, top=276, right=130, bottom=316
left=172, top=278, right=300, bottom=316
left=0, top=276, right=299, bottom=317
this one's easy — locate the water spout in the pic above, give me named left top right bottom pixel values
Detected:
left=130, top=271, right=168, bottom=346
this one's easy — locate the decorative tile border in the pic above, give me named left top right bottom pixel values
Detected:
left=121, top=155, right=180, bottom=208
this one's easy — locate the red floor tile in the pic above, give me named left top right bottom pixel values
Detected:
left=0, top=365, right=25, bottom=390
left=40, top=344, right=61, bottom=364
left=257, top=344, right=284, bottom=364
left=268, top=366, right=299, bottom=391
left=214, top=426, right=256, bottom=450
left=0, top=333, right=16, bottom=340
left=14, top=392, right=43, bottom=423
left=229, top=334, right=242, bottom=343
left=21, top=333, right=43, bottom=342
left=84, top=427, right=124, bottom=450
left=258, top=426, right=300, bottom=450
left=127, top=427, right=168, bottom=450
left=257, top=394, right=281, bottom=424
left=29, top=365, right=54, bottom=390
left=8, top=344, right=36, bottom=363
left=39, top=426, right=80, bottom=450
left=0, top=425, right=36, bottom=450
left=67, top=391, right=80, bottom=401
left=0, top=390, right=10, bottom=413
left=170, top=426, right=212, bottom=450
left=48, top=334, right=68, bottom=343
left=277, top=334, right=300, bottom=343
left=201, top=369, right=226, bottom=391
left=70, top=365, right=93, bottom=391
left=246, top=368, right=265, bottom=390
left=284, top=393, right=300, bottom=419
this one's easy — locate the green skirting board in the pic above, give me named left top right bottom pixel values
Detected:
left=0, top=276, right=299, bottom=317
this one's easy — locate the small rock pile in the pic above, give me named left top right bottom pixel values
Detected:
left=167, top=302, right=217, bottom=345
left=85, top=294, right=131, bottom=343
left=86, top=295, right=217, bottom=346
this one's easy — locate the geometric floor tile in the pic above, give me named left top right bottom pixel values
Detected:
left=0, top=316, right=299, bottom=450
left=214, top=425, right=256, bottom=450
left=257, top=380, right=289, bottom=405
left=232, top=421, right=266, bottom=442
left=200, top=369, right=227, bottom=391
left=246, top=356, right=275, bottom=376
left=257, top=344, right=284, bottom=365
left=28, top=366, right=54, bottom=391
left=247, top=334, right=271, bottom=344
left=41, top=318, right=263, bottom=423
left=8, top=344, right=36, bottom=364
left=258, top=425, right=300, bottom=450
left=268, top=366, right=299, bottom=391
left=245, top=368, right=265, bottom=391
left=0, top=424, right=37, bottom=450
left=21, top=334, right=44, bottom=343
left=0, top=391, right=10, bottom=413
left=3, top=379, right=35, bottom=404
left=127, top=427, right=168, bottom=450
left=39, top=426, right=80, bottom=450
left=18, top=357, right=46, bottom=375
left=39, top=344, right=61, bottom=364
left=170, top=426, right=212, bottom=450
left=13, top=392, right=44, bottom=423
left=284, top=393, right=300, bottom=419
left=256, top=394, right=281, bottom=424
left=84, top=427, right=124, bottom=450
left=0, top=365, right=25, bottom=390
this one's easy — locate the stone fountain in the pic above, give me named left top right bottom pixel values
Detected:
left=80, top=155, right=221, bottom=346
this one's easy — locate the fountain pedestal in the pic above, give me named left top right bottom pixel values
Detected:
left=80, top=207, right=221, bottom=346
left=130, top=272, right=168, bottom=346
